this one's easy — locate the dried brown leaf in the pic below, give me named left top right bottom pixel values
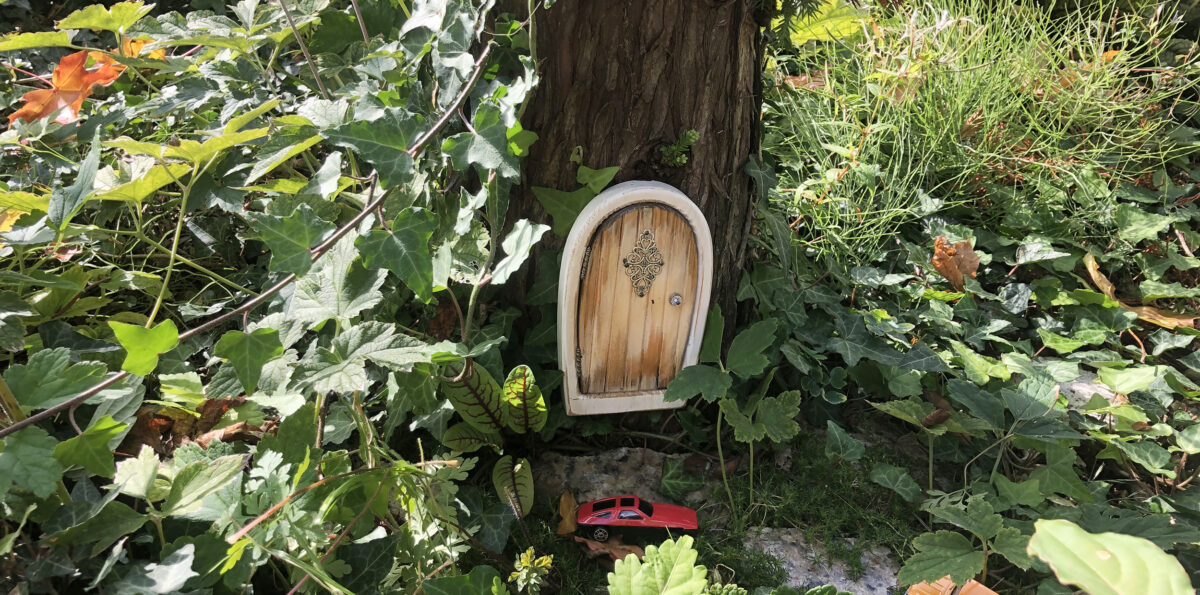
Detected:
left=573, top=535, right=644, bottom=562
left=557, top=491, right=579, bottom=536
left=931, top=236, right=980, bottom=292
left=1082, top=253, right=1195, bottom=329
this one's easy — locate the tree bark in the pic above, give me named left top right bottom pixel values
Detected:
left=511, top=0, right=764, bottom=322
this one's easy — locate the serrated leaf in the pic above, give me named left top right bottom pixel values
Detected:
left=161, top=455, right=244, bottom=517
left=726, top=319, right=779, bottom=378
left=759, top=391, right=801, bottom=443
left=57, top=1, right=153, bottom=33
left=897, top=530, right=984, bottom=587
left=490, top=219, right=549, bottom=285
left=825, top=421, right=864, bottom=463
left=214, top=328, right=284, bottom=394
left=113, top=445, right=163, bottom=501
left=441, top=422, right=500, bottom=453
left=491, top=455, right=533, bottom=516
left=3, top=347, right=107, bottom=413
left=0, top=426, right=63, bottom=498
left=108, top=319, right=178, bottom=376
left=441, top=361, right=505, bottom=432
left=992, top=527, right=1032, bottom=569
left=247, top=205, right=334, bottom=276
left=608, top=535, right=708, bottom=595
left=664, top=364, right=731, bottom=403
left=0, top=31, right=74, bottom=52
left=290, top=232, right=386, bottom=327
left=502, top=365, right=546, bottom=433
left=52, top=415, right=126, bottom=477
left=356, top=207, right=437, bottom=301
left=929, top=498, right=1002, bottom=540
left=870, top=463, right=922, bottom=502
left=1028, top=519, right=1192, bottom=595
left=719, top=398, right=764, bottom=443
left=423, top=565, right=503, bottom=595
left=109, top=543, right=198, bottom=594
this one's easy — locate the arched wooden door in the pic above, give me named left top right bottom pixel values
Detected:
left=559, top=182, right=712, bottom=416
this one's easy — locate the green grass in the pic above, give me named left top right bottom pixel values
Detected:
left=716, top=430, right=924, bottom=579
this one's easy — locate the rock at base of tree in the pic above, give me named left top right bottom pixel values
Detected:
left=743, top=528, right=899, bottom=595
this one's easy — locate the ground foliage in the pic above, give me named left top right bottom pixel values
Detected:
left=4, top=0, right=1200, bottom=593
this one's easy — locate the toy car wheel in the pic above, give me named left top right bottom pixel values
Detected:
left=592, top=527, right=609, bottom=542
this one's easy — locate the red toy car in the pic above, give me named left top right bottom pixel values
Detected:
left=576, top=495, right=698, bottom=542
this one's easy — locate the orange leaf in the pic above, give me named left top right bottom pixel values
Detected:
left=930, top=235, right=980, bottom=292
left=556, top=491, right=579, bottom=536
left=1082, top=253, right=1195, bottom=329
left=8, top=50, right=123, bottom=125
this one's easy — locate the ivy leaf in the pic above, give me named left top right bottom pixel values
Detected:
left=246, top=205, right=334, bottom=276
left=1015, top=238, right=1070, bottom=264
left=441, top=423, right=500, bottom=453
left=871, top=398, right=947, bottom=435
left=576, top=165, right=619, bottom=193
left=994, top=475, right=1043, bottom=508
left=726, top=318, right=779, bottom=378
left=160, top=455, right=244, bottom=517
left=109, top=543, right=199, bottom=594
left=291, top=233, right=386, bottom=327
left=324, top=108, right=418, bottom=187
left=113, top=446, right=164, bottom=501
left=108, top=319, right=179, bottom=376
left=531, top=186, right=595, bottom=236
left=491, top=455, right=534, bottom=516
left=664, top=364, right=731, bottom=403
left=1028, top=519, right=1193, bottom=595
left=825, top=421, right=864, bottom=463
left=660, top=458, right=704, bottom=501
left=49, top=129, right=101, bottom=229
left=441, top=361, right=506, bottom=432
left=991, top=527, right=1032, bottom=569
left=870, top=463, right=922, bottom=502
left=946, top=379, right=1005, bottom=430
left=57, top=1, right=154, bottom=33
left=441, top=104, right=519, bottom=179
left=52, top=415, right=126, bottom=477
left=896, top=530, right=984, bottom=587
left=1029, top=445, right=1091, bottom=501
left=699, top=304, right=725, bottom=364
left=1036, top=328, right=1088, bottom=354
left=0, top=426, right=64, bottom=498
left=1098, top=365, right=1166, bottom=394
left=3, top=347, right=107, bottom=413
left=1001, top=375, right=1057, bottom=421
left=828, top=312, right=903, bottom=367
left=502, top=365, right=546, bottom=433
left=423, top=565, right=503, bottom=595
left=356, top=207, right=438, bottom=301
left=490, top=220, right=550, bottom=285
left=1112, top=440, right=1175, bottom=478
left=1175, top=424, right=1200, bottom=455
left=214, top=329, right=284, bottom=394
left=1116, top=203, right=1179, bottom=244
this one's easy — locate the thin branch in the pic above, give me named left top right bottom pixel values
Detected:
left=278, top=0, right=332, bottom=100
left=348, top=0, right=371, bottom=45
left=0, top=44, right=498, bottom=441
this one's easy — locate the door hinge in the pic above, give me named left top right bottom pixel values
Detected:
left=579, top=246, right=593, bottom=280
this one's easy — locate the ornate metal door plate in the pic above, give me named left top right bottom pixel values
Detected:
left=623, top=229, right=664, bottom=297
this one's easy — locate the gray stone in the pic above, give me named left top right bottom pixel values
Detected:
left=743, top=527, right=900, bottom=595
left=1059, top=371, right=1119, bottom=411
left=533, top=446, right=682, bottom=504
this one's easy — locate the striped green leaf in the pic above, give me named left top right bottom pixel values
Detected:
left=442, top=422, right=501, bottom=453
left=440, top=361, right=505, bottom=432
left=502, top=365, right=546, bottom=433
left=492, top=456, right=534, bottom=517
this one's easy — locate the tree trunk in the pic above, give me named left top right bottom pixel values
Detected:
left=511, top=0, right=765, bottom=323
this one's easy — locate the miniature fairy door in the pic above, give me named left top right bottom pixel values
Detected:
left=559, top=181, right=713, bottom=415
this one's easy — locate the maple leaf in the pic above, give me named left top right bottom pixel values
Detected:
left=930, top=235, right=980, bottom=292
left=88, top=38, right=166, bottom=75
left=8, top=50, right=122, bottom=126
